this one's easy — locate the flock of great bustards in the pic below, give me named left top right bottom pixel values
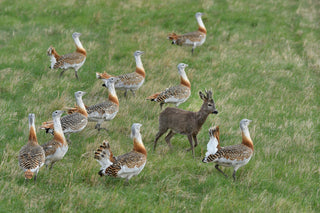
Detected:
left=18, top=12, right=254, bottom=183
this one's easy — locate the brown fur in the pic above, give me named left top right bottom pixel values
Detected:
left=153, top=90, right=218, bottom=157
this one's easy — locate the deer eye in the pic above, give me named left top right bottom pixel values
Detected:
left=208, top=103, right=213, bottom=107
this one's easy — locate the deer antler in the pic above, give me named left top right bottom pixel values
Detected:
left=204, top=89, right=212, bottom=100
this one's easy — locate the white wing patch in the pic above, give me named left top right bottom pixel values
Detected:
left=117, top=162, right=146, bottom=180
left=205, top=137, right=219, bottom=158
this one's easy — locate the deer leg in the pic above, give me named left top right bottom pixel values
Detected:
left=186, top=135, right=197, bottom=151
left=192, top=135, right=198, bottom=147
left=215, top=165, right=228, bottom=178
left=153, top=128, right=168, bottom=151
left=124, top=90, right=128, bottom=97
left=164, top=130, right=175, bottom=149
left=186, top=135, right=195, bottom=158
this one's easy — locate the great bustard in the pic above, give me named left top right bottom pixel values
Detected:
left=67, top=77, right=119, bottom=132
left=202, top=119, right=254, bottom=181
left=146, top=63, right=190, bottom=109
left=18, top=113, right=45, bottom=182
left=47, top=32, right=86, bottom=79
left=168, top=12, right=206, bottom=54
left=41, top=110, right=68, bottom=169
left=96, top=50, right=145, bottom=97
left=94, top=123, right=147, bottom=182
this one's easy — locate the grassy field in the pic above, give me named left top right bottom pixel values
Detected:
left=0, top=0, right=319, bottom=212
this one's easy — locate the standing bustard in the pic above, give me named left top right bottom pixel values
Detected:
left=41, top=110, right=68, bottom=169
left=47, top=32, right=86, bottom=79
left=202, top=119, right=254, bottom=181
left=146, top=63, right=190, bottom=109
left=18, top=113, right=45, bottom=182
left=96, top=50, right=145, bottom=97
left=67, top=77, right=119, bottom=132
left=168, top=12, right=206, bottom=54
left=40, top=91, right=88, bottom=142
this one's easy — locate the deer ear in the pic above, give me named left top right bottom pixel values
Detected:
left=199, top=91, right=205, bottom=100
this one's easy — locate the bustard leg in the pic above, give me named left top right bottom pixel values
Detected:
left=49, top=162, right=55, bottom=170
left=66, top=134, right=72, bottom=144
left=33, top=172, right=38, bottom=182
left=232, top=169, right=237, bottom=181
left=130, top=89, right=136, bottom=97
left=191, top=43, right=196, bottom=54
left=59, top=70, right=66, bottom=78
left=95, top=123, right=108, bottom=132
left=215, top=165, right=228, bottom=178
left=160, top=102, right=164, bottom=110
left=75, top=69, right=79, bottom=80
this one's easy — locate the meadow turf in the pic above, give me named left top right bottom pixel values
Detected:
left=0, top=0, right=319, bottom=212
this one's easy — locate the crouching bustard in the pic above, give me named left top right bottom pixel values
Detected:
left=202, top=119, right=254, bottom=181
left=168, top=12, right=206, bottom=54
left=94, top=123, right=147, bottom=182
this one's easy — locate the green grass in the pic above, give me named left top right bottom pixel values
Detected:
left=0, top=0, right=319, bottom=212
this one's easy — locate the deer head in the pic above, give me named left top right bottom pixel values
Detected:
left=199, top=89, right=218, bottom=114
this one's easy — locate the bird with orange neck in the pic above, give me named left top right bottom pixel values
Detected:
left=18, top=113, right=45, bottom=182
left=40, top=91, right=88, bottom=142
left=168, top=12, right=206, bottom=54
left=47, top=32, right=86, bottom=79
left=94, top=123, right=147, bottom=182
left=67, top=77, right=119, bottom=132
left=202, top=119, right=254, bottom=181
left=146, top=63, right=191, bottom=109
left=96, top=50, right=145, bottom=97
left=41, top=110, right=68, bottom=169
